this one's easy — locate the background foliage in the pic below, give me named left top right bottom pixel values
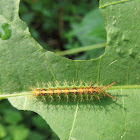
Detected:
left=19, top=0, right=103, bottom=60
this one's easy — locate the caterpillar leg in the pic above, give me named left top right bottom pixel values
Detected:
left=57, top=94, right=61, bottom=102
left=49, top=95, right=54, bottom=103
left=73, top=93, right=77, bottom=102
left=42, top=95, right=46, bottom=101
left=97, top=96, right=100, bottom=102
left=65, top=94, right=69, bottom=102
left=85, top=93, right=89, bottom=101
left=90, top=94, right=94, bottom=102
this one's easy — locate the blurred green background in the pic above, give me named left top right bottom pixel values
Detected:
left=0, top=0, right=107, bottom=139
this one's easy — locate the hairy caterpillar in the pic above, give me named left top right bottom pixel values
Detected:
left=31, top=81, right=117, bottom=102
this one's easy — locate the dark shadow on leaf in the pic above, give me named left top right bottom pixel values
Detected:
left=29, top=90, right=128, bottom=112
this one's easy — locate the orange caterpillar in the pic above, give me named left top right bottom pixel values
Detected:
left=32, top=81, right=117, bottom=102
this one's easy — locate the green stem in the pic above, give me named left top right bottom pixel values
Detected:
left=56, top=43, right=106, bottom=56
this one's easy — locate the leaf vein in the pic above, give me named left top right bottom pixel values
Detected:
left=0, top=15, right=56, bottom=81
left=68, top=103, right=79, bottom=140
left=97, top=56, right=102, bottom=85
left=99, top=0, right=131, bottom=9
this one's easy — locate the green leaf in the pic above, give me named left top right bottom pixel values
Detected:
left=0, top=0, right=140, bottom=140
left=8, top=125, right=30, bottom=140
left=0, top=124, right=7, bottom=138
left=8, top=89, right=140, bottom=140
left=27, top=131, right=46, bottom=140
left=4, top=109, right=23, bottom=125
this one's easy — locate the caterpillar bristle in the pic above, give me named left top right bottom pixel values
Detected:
left=31, top=81, right=117, bottom=102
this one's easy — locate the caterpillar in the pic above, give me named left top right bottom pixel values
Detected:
left=31, top=81, right=117, bottom=102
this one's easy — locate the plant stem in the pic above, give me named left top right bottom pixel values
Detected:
left=99, top=0, right=130, bottom=9
left=56, top=43, right=106, bottom=56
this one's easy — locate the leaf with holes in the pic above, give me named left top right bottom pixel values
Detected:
left=0, top=0, right=140, bottom=139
